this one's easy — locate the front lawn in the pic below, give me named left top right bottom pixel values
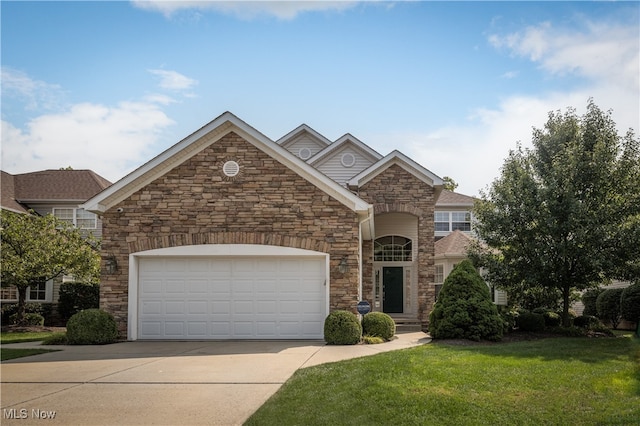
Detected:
left=1, top=331, right=57, bottom=344
left=1, top=348, right=58, bottom=361
left=246, top=334, right=640, bottom=425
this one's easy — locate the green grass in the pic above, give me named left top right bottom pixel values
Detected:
left=1, top=348, right=58, bottom=361
left=246, top=334, right=640, bottom=426
left=1, top=331, right=57, bottom=344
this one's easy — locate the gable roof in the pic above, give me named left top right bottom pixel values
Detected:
left=435, top=230, right=474, bottom=258
left=347, top=150, right=444, bottom=192
left=1, top=171, right=29, bottom=213
left=276, top=124, right=332, bottom=149
left=436, top=190, right=476, bottom=207
left=1, top=169, right=112, bottom=212
left=308, top=133, right=382, bottom=166
left=81, top=112, right=375, bottom=238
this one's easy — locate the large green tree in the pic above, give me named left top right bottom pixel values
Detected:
left=472, top=101, right=640, bottom=326
left=1, top=210, right=100, bottom=324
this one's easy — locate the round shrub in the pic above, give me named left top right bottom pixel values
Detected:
left=543, top=311, right=562, bottom=327
left=596, top=288, right=624, bottom=329
left=429, top=260, right=503, bottom=341
left=516, top=312, right=545, bottom=332
left=66, top=309, right=118, bottom=345
left=620, top=282, right=640, bottom=324
left=9, top=312, right=44, bottom=326
left=582, top=288, right=604, bottom=317
left=324, top=310, right=362, bottom=345
left=362, top=312, right=395, bottom=341
left=573, top=315, right=603, bottom=329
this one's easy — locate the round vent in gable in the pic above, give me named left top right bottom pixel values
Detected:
left=223, top=161, right=240, bottom=177
left=299, top=147, right=312, bottom=160
left=341, top=152, right=356, bottom=168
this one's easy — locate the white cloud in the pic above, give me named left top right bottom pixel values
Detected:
left=489, top=20, right=640, bottom=90
left=1, top=100, right=175, bottom=182
left=1, top=67, right=65, bottom=111
left=390, top=18, right=640, bottom=197
left=131, top=0, right=359, bottom=20
left=148, top=69, right=198, bottom=91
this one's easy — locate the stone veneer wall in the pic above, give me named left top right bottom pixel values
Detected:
left=99, top=132, right=361, bottom=336
left=356, top=164, right=437, bottom=329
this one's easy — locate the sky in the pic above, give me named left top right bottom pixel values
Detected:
left=2, top=1, right=639, bottom=196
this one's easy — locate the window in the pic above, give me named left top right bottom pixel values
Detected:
left=1, top=279, right=51, bottom=302
left=434, top=211, right=472, bottom=232
left=374, top=236, right=412, bottom=261
left=435, top=264, right=444, bottom=285
left=28, top=279, right=47, bottom=301
left=435, top=212, right=450, bottom=232
left=53, top=208, right=97, bottom=229
left=452, top=212, right=472, bottom=231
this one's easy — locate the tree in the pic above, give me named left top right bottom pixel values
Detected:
left=0, top=210, right=100, bottom=324
left=442, top=176, right=458, bottom=191
left=620, top=282, right=640, bottom=325
left=473, top=101, right=640, bottom=327
left=596, top=288, right=624, bottom=329
left=428, top=260, right=503, bottom=341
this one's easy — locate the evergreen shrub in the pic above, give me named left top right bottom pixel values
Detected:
left=66, top=309, right=118, bottom=345
left=428, top=260, right=503, bottom=341
left=362, top=312, right=395, bottom=340
left=517, top=312, right=545, bottom=332
left=324, top=310, right=362, bottom=345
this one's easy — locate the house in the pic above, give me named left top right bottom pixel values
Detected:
left=0, top=169, right=111, bottom=308
left=434, top=230, right=507, bottom=305
left=82, top=112, right=479, bottom=340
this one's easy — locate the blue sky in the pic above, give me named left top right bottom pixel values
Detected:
left=2, top=1, right=638, bottom=196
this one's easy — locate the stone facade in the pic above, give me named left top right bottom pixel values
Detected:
left=100, top=132, right=361, bottom=336
left=357, top=164, right=437, bottom=329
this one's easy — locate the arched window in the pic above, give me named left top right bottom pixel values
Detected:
left=374, top=236, right=412, bottom=261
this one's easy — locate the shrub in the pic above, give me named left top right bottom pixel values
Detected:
left=596, top=288, right=624, bottom=329
left=574, top=315, right=602, bottom=329
left=58, top=282, right=100, bottom=321
left=66, top=309, right=118, bottom=345
left=517, top=312, right=545, bottom=332
left=429, top=260, right=503, bottom=341
left=620, top=282, right=640, bottom=324
left=497, top=306, right=519, bottom=334
left=1, top=302, right=51, bottom=325
left=324, top=310, right=362, bottom=345
left=9, top=312, right=44, bottom=326
left=543, top=311, right=562, bottom=327
left=582, top=288, right=604, bottom=317
left=362, top=335, right=384, bottom=344
left=362, top=312, right=395, bottom=341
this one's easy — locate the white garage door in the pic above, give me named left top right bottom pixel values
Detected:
left=137, top=256, right=326, bottom=339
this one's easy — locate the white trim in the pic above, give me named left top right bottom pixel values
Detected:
left=82, top=112, right=372, bottom=220
left=127, top=244, right=331, bottom=341
left=348, top=150, right=444, bottom=189
left=308, top=133, right=382, bottom=166
left=276, top=124, right=332, bottom=148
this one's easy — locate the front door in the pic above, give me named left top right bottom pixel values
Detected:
left=383, top=267, right=403, bottom=313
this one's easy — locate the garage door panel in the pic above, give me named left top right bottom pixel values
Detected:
left=138, top=255, right=326, bottom=339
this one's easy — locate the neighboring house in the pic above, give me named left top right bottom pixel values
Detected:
left=83, top=112, right=481, bottom=340
left=434, top=230, right=507, bottom=305
left=0, top=169, right=112, bottom=308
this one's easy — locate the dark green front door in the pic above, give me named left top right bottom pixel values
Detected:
left=383, top=267, right=403, bottom=313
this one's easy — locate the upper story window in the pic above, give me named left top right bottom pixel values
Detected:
left=374, top=236, right=412, bottom=262
left=53, top=208, right=97, bottom=229
left=435, top=211, right=472, bottom=232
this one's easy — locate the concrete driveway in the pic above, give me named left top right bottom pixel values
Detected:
left=1, top=332, right=430, bottom=425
